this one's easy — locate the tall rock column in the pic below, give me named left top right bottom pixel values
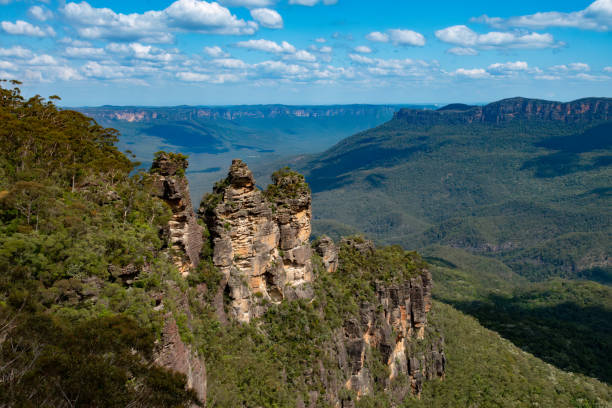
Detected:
left=150, top=152, right=203, bottom=276
left=199, top=160, right=314, bottom=323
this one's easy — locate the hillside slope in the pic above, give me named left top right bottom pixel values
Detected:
left=296, top=97, right=611, bottom=283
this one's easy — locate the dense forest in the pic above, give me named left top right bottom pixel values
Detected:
left=0, top=82, right=610, bottom=407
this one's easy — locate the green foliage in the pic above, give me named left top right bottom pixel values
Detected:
left=152, top=151, right=189, bottom=177
left=0, top=83, right=196, bottom=406
left=409, top=302, right=611, bottom=408
left=0, top=310, right=199, bottom=407
left=295, top=112, right=611, bottom=282
left=263, top=167, right=310, bottom=201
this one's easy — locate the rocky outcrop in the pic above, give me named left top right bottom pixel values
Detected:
left=395, top=97, right=612, bottom=125
left=151, top=152, right=203, bottom=276
left=155, top=314, right=207, bottom=407
left=199, top=160, right=314, bottom=322
left=331, top=240, right=445, bottom=404
left=313, top=235, right=338, bottom=273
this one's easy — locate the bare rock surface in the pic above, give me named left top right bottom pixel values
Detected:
left=200, top=160, right=314, bottom=322
left=151, top=152, right=203, bottom=276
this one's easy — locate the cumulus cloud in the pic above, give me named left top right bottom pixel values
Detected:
left=204, top=45, right=229, bottom=57
left=106, top=42, right=177, bottom=62
left=289, top=50, right=316, bottom=62
left=366, top=31, right=389, bottom=42
left=236, top=39, right=296, bottom=53
left=348, top=54, right=433, bottom=78
left=314, top=37, right=326, bottom=43
left=1, top=20, right=55, bottom=37
left=64, top=46, right=106, bottom=59
left=220, top=0, right=275, bottom=7
left=446, top=47, right=478, bottom=56
left=250, top=8, right=283, bottom=29
left=354, top=45, right=372, bottom=53
left=366, top=29, right=425, bottom=46
left=550, top=62, right=591, bottom=72
left=62, top=0, right=257, bottom=43
left=487, top=61, right=529, bottom=75
left=452, top=68, right=491, bottom=79
left=388, top=29, right=426, bottom=46
left=0, top=46, right=33, bottom=58
left=288, top=0, right=337, bottom=6
left=435, top=25, right=562, bottom=49
left=471, top=0, right=612, bottom=31
left=28, top=5, right=53, bottom=21
left=212, top=58, right=248, bottom=69
left=319, top=46, right=332, bottom=53
left=604, top=66, right=612, bottom=72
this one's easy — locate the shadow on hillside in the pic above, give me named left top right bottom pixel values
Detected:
left=442, top=294, right=612, bottom=383
left=522, top=122, right=612, bottom=178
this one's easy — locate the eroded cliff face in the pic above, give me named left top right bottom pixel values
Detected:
left=199, top=160, right=314, bottom=322
left=151, top=153, right=203, bottom=276
left=333, top=240, right=445, bottom=405
left=155, top=314, right=207, bottom=407
left=395, top=97, right=612, bottom=125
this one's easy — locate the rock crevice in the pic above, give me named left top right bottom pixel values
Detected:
left=200, top=160, right=314, bottom=322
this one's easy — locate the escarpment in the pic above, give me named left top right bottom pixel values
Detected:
left=395, top=96, right=612, bottom=125
left=150, top=152, right=203, bottom=276
left=331, top=240, right=445, bottom=405
left=199, top=160, right=314, bottom=322
left=153, top=155, right=445, bottom=404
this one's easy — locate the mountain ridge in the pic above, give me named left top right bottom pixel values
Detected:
left=396, top=96, right=612, bottom=124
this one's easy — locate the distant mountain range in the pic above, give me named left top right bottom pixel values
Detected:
left=75, top=104, right=435, bottom=201
left=278, top=97, right=611, bottom=283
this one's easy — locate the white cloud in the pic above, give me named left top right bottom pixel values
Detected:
left=435, top=25, right=561, bottom=49
left=574, top=73, right=610, bottom=81
left=487, top=61, right=529, bottom=75
left=366, top=29, right=425, bottom=46
left=348, top=54, right=433, bottom=78
left=354, top=45, right=372, bottom=53
left=319, top=46, right=332, bottom=53
left=0, top=46, right=33, bottom=58
left=452, top=68, right=491, bottom=79
left=289, top=50, right=316, bottom=62
left=1, top=20, right=55, bottom=37
left=62, top=0, right=257, bottom=43
left=366, top=31, right=389, bottom=42
left=446, top=47, right=478, bottom=56
left=236, top=39, right=296, bottom=53
left=64, top=46, right=106, bottom=59
left=388, top=29, right=426, bottom=46
left=315, top=37, right=326, bottom=43
left=0, top=61, right=17, bottom=70
left=107, top=42, right=176, bottom=62
left=535, top=74, right=561, bottom=80
left=550, top=63, right=591, bottom=72
left=204, top=45, right=229, bottom=57
left=220, top=0, right=275, bottom=7
left=604, top=66, right=612, bottom=72
left=250, top=8, right=283, bottom=29
left=471, top=0, right=612, bottom=31
left=212, top=58, right=248, bottom=69
left=28, top=5, right=53, bottom=21
left=288, top=0, right=337, bottom=6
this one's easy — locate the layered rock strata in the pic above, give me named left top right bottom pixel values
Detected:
left=324, top=239, right=445, bottom=405
left=313, top=235, right=339, bottom=273
left=151, top=153, right=203, bottom=276
left=200, top=160, right=313, bottom=322
left=155, top=314, right=207, bottom=407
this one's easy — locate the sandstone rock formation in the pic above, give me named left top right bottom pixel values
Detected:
left=332, top=240, right=445, bottom=404
left=313, top=235, right=338, bottom=273
left=395, top=96, right=612, bottom=125
left=151, top=152, right=203, bottom=276
left=199, top=160, right=314, bottom=322
left=155, top=314, right=207, bottom=407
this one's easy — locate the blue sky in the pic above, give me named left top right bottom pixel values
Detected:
left=1, top=0, right=611, bottom=105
